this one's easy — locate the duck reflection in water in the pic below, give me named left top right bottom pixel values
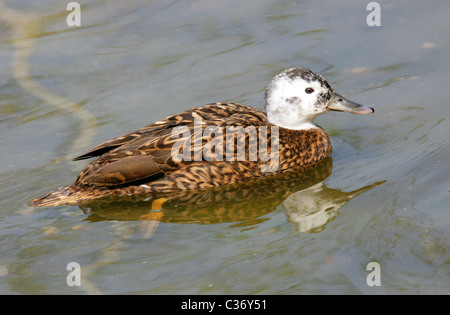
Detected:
left=80, top=157, right=384, bottom=235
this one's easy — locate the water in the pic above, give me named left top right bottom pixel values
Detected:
left=0, top=0, right=449, bottom=294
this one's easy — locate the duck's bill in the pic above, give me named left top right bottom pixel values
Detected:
left=329, top=92, right=374, bottom=114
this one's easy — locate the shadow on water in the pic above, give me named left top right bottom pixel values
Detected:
left=80, top=157, right=385, bottom=233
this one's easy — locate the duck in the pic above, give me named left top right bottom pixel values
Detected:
left=31, top=67, right=374, bottom=207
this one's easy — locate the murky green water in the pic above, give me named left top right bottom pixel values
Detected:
left=1, top=0, right=449, bottom=294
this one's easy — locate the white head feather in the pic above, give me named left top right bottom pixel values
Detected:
left=265, top=68, right=333, bottom=130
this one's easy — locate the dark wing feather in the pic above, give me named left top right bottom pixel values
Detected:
left=72, top=124, right=175, bottom=161
left=80, top=155, right=162, bottom=186
left=74, top=103, right=268, bottom=187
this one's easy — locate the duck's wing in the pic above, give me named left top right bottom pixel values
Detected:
left=73, top=103, right=265, bottom=161
left=73, top=103, right=268, bottom=187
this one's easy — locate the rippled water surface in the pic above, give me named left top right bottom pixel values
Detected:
left=1, top=0, right=449, bottom=294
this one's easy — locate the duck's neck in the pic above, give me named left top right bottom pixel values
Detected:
left=266, top=105, right=319, bottom=131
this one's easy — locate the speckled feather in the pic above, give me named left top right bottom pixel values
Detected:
left=79, top=157, right=334, bottom=224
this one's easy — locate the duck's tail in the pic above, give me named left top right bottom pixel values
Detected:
left=31, top=185, right=103, bottom=207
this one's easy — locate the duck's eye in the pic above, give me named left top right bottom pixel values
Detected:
left=305, top=87, right=314, bottom=94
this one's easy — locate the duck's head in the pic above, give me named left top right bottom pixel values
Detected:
left=265, top=67, right=374, bottom=130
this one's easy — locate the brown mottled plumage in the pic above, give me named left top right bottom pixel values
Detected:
left=81, top=157, right=334, bottom=224
left=31, top=68, right=373, bottom=207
